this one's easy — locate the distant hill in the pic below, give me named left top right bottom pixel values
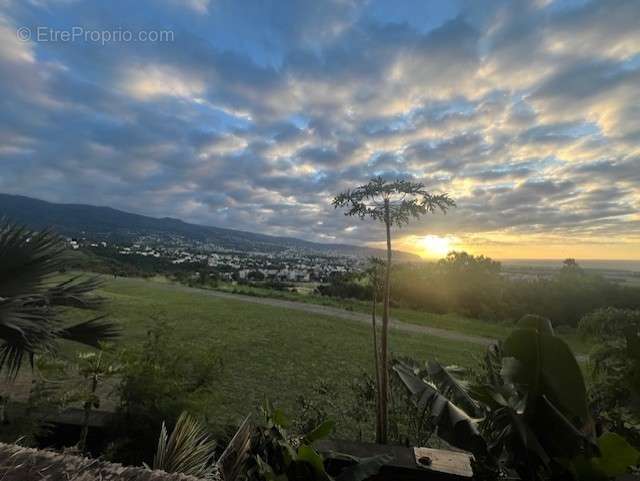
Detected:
left=0, top=193, right=415, bottom=258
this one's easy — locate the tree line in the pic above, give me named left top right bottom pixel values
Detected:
left=319, top=252, right=640, bottom=327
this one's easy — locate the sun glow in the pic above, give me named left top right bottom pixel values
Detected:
left=418, top=235, right=454, bottom=258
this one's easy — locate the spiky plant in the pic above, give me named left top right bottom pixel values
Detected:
left=0, top=221, right=119, bottom=379
left=151, top=411, right=218, bottom=479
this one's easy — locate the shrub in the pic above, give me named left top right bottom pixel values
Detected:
left=586, top=310, right=640, bottom=448
left=294, top=367, right=441, bottom=447
left=105, top=318, right=221, bottom=465
left=578, top=307, right=640, bottom=339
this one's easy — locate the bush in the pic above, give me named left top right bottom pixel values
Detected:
left=294, top=366, right=442, bottom=447
left=317, top=254, right=640, bottom=327
left=578, top=307, right=640, bottom=339
left=589, top=340, right=640, bottom=448
left=105, top=318, right=221, bottom=465
left=315, top=274, right=372, bottom=300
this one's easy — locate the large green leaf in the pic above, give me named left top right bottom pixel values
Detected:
left=295, top=445, right=331, bottom=481
left=502, top=328, right=588, bottom=422
left=427, top=360, right=482, bottom=417
left=393, top=362, right=485, bottom=455
left=535, top=395, right=596, bottom=458
left=516, top=315, right=555, bottom=335
left=571, top=433, right=640, bottom=480
left=304, top=420, right=335, bottom=444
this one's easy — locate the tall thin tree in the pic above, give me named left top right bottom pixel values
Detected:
left=366, top=257, right=385, bottom=442
left=333, top=177, right=455, bottom=443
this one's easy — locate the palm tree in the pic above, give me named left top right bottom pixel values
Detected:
left=0, top=220, right=119, bottom=380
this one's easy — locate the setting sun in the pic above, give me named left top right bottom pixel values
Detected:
left=371, top=234, right=462, bottom=259
left=418, top=235, right=454, bottom=258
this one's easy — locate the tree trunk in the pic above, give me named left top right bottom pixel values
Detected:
left=372, top=271, right=382, bottom=443
left=78, top=376, right=98, bottom=453
left=78, top=401, right=91, bottom=453
left=379, top=199, right=392, bottom=444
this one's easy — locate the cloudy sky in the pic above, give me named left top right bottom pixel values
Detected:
left=1, top=0, right=639, bottom=259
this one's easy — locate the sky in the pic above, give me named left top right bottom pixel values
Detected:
left=0, top=0, right=639, bottom=260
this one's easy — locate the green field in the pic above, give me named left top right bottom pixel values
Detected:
left=80, top=276, right=488, bottom=425
left=5, top=273, right=592, bottom=437
left=211, top=280, right=593, bottom=354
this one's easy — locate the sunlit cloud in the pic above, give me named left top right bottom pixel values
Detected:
left=122, top=65, right=206, bottom=100
left=0, top=20, right=34, bottom=63
left=0, top=0, right=638, bottom=260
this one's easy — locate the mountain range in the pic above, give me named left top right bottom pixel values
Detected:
left=0, top=193, right=414, bottom=258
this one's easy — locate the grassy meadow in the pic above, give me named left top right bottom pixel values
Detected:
left=2, top=272, right=593, bottom=437
left=212, top=280, right=594, bottom=354
left=62, top=275, right=488, bottom=426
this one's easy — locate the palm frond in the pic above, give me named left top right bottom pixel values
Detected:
left=57, top=316, right=120, bottom=347
left=217, top=415, right=252, bottom=481
left=47, top=276, right=105, bottom=309
left=0, top=221, right=65, bottom=298
left=152, top=411, right=218, bottom=479
left=0, top=222, right=120, bottom=378
left=0, top=297, right=57, bottom=379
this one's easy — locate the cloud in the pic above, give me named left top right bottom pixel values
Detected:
left=0, top=0, right=638, bottom=257
left=122, top=64, right=206, bottom=100
left=169, top=0, right=211, bottom=15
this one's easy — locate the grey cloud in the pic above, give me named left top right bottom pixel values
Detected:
left=0, top=0, right=639, bottom=247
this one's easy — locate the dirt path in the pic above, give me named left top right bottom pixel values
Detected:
left=168, top=284, right=496, bottom=347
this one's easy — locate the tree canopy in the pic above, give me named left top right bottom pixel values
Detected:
left=332, top=177, right=455, bottom=227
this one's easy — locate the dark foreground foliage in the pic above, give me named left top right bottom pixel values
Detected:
left=0, top=221, right=119, bottom=379
left=106, top=320, right=222, bottom=466
left=393, top=315, right=640, bottom=480
left=241, top=402, right=391, bottom=481
left=581, top=308, right=640, bottom=448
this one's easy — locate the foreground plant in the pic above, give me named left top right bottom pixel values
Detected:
left=332, top=177, right=454, bottom=444
left=74, top=350, right=120, bottom=452
left=394, top=315, right=640, bottom=480
left=583, top=308, right=640, bottom=447
left=244, top=402, right=391, bottom=481
left=295, top=372, right=438, bottom=446
left=151, top=411, right=218, bottom=479
left=111, top=318, right=221, bottom=465
left=23, top=349, right=120, bottom=452
left=0, top=221, right=119, bottom=378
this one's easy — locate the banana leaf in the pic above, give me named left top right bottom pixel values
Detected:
left=393, top=361, right=486, bottom=455
left=502, top=327, right=588, bottom=423
left=427, top=360, right=483, bottom=417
